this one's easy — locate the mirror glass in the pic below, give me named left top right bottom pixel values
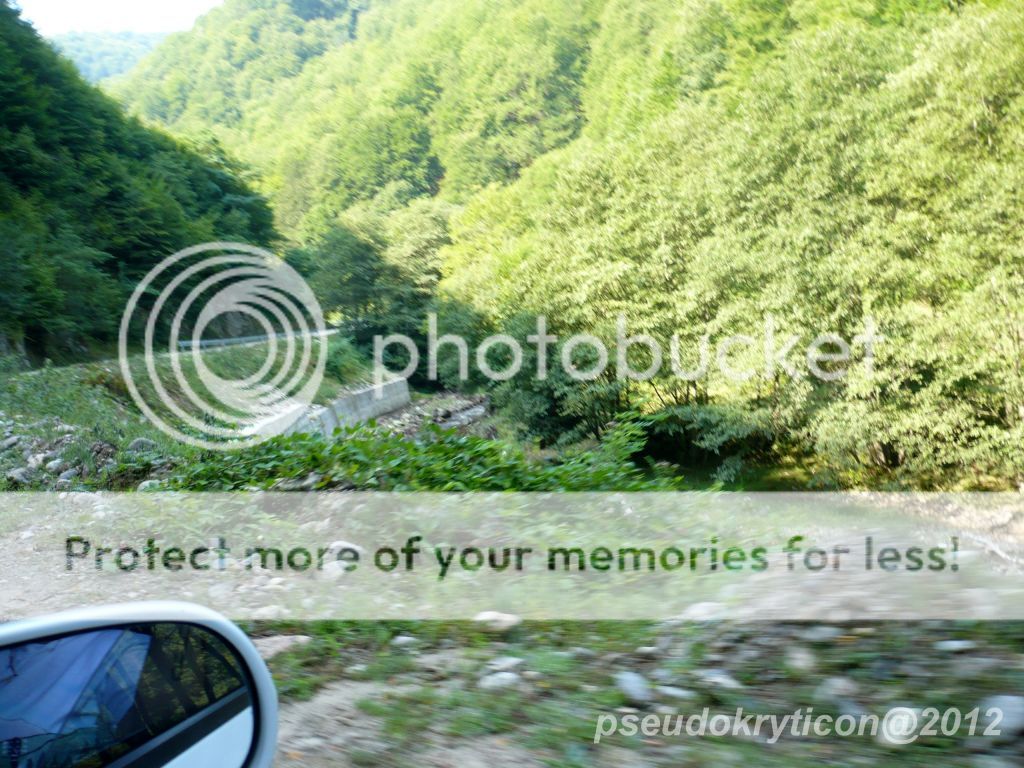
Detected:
left=0, top=623, right=254, bottom=768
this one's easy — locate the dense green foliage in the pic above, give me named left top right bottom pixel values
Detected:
left=53, top=31, right=167, bottom=82
left=108, top=0, right=1024, bottom=488
left=0, top=2, right=275, bottom=360
left=439, top=0, right=1024, bottom=488
left=165, top=418, right=674, bottom=491
left=116, top=0, right=596, bottom=235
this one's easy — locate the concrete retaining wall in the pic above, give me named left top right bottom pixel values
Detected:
left=284, top=379, right=410, bottom=438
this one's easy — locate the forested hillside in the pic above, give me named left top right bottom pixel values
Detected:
left=117, top=0, right=1024, bottom=488
left=53, top=31, right=166, bottom=82
left=0, top=2, right=275, bottom=360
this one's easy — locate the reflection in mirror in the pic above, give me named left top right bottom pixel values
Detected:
left=0, top=623, right=254, bottom=768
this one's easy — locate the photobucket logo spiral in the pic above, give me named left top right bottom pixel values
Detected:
left=118, top=242, right=327, bottom=450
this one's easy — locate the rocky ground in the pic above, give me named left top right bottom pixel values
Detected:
left=256, top=618, right=1024, bottom=767
left=4, top=401, right=1024, bottom=766
left=375, top=392, right=492, bottom=437
left=0, top=392, right=493, bottom=492
left=1, top=413, right=138, bottom=490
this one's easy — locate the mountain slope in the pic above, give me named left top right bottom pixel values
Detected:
left=113, top=0, right=1024, bottom=488
left=53, top=31, right=167, bottom=82
left=0, top=2, right=275, bottom=360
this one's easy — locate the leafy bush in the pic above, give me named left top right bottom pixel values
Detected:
left=166, top=419, right=678, bottom=491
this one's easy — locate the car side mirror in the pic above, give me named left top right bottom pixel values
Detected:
left=0, top=602, right=277, bottom=768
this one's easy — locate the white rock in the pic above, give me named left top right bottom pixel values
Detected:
left=253, top=635, right=312, bottom=660
left=487, top=656, right=524, bottom=673
left=800, top=625, right=843, bottom=643
left=656, top=686, right=697, bottom=701
left=696, top=669, right=743, bottom=690
left=814, top=676, right=859, bottom=703
left=478, top=672, right=521, bottom=691
left=128, top=437, right=158, bottom=452
left=328, top=540, right=365, bottom=554
left=971, top=756, right=1017, bottom=768
left=251, top=605, right=288, bottom=620
left=785, top=646, right=817, bottom=673
left=980, top=695, right=1024, bottom=743
left=137, top=479, right=161, bottom=492
left=614, top=671, right=653, bottom=704
left=390, top=634, right=419, bottom=649
left=933, top=640, right=977, bottom=653
left=876, top=707, right=922, bottom=748
left=5, top=468, right=30, bottom=485
left=472, top=611, right=522, bottom=633
left=679, top=602, right=725, bottom=621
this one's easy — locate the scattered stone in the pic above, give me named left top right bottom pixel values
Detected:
left=799, top=625, right=843, bottom=643
left=27, top=453, right=46, bottom=470
left=951, top=655, right=1001, bottom=679
left=814, top=676, right=859, bottom=704
left=933, top=640, right=978, bottom=653
left=678, top=602, right=725, bottom=621
left=472, top=611, right=522, bottom=633
left=1, top=436, right=20, bottom=450
left=90, top=441, right=116, bottom=463
left=785, top=646, right=817, bottom=673
left=971, top=756, right=1017, bottom=768
left=58, top=468, right=79, bottom=481
left=321, top=560, right=351, bottom=579
left=695, top=669, right=743, bottom=690
left=45, top=458, right=66, bottom=473
left=137, top=479, right=161, bottom=492
left=980, top=695, right=1024, bottom=743
left=127, top=437, right=158, bottom=453
left=487, top=656, right=524, bottom=673
left=253, top=635, right=312, bottom=660
left=875, top=707, right=922, bottom=748
left=415, top=650, right=469, bottom=678
left=54, top=479, right=72, bottom=491
left=478, top=672, right=521, bottom=691
left=5, top=468, right=31, bottom=485
left=656, top=686, right=697, bottom=701
left=327, top=540, right=365, bottom=555
left=614, top=671, right=653, bottom=705
left=651, top=668, right=674, bottom=683
left=390, top=634, right=419, bottom=649
left=251, top=605, right=288, bottom=620
left=273, top=472, right=322, bottom=491
left=635, top=646, right=660, bottom=658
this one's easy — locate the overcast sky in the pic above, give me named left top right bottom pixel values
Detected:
left=14, top=0, right=223, bottom=36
